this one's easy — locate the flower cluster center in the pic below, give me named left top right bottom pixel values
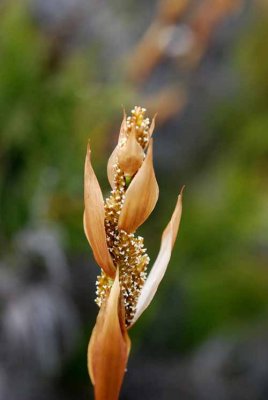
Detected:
left=95, top=107, right=151, bottom=326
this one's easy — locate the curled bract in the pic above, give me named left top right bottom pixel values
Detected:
left=117, top=125, right=144, bottom=177
left=118, top=139, right=159, bottom=233
left=84, top=143, right=116, bottom=278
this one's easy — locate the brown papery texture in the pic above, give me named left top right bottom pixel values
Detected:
left=118, top=140, right=159, bottom=233
left=84, top=143, right=115, bottom=278
left=88, top=271, right=130, bottom=400
left=117, top=125, right=144, bottom=177
left=107, top=112, right=127, bottom=188
left=131, top=189, right=183, bottom=325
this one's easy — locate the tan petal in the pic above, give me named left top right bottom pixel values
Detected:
left=118, top=139, right=159, bottom=233
left=87, top=324, right=97, bottom=385
left=118, top=125, right=144, bottom=177
left=107, top=145, right=120, bottom=189
left=83, top=211, right=91, bottom=246
left=107, top=111, right=127, bottom=188
left=130, top=188, right=184, bottom=326
left=119, top=108, right=128, bottom=139
left=148, top=114, right=156, bottom=138
left=84, top=143, right=115, bottom=278
left=143, top=115, right=156, bottom=150
left=88, top=270, right=131, bottom=400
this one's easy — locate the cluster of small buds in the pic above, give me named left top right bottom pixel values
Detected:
left=95, top=272, right=114, bottom=307
left=95, top=107, right=151, bottom=326
left=126, top=106, right=150, bottom=148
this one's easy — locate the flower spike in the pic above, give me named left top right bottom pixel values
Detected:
left=84, top=107, right=183, bottom=399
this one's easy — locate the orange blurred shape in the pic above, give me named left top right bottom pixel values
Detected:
left=177, top=0, right=243, bottom=68
left=141, top=86, right=187, bottom=125
left=156, top=0, right=190, bottom=23
left=190, top=0, right=242, bottom=45
left=126, top=0, right=190, bottom=83
left=127, top=22, right=166, bottom=83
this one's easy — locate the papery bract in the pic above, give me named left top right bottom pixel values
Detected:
left=88, top=270, right=130, bottom=400
left=84, top=143, right=116, bottom=278
left=117, top=125, right=144, bottom=177
left=118, top=139, right=159, bottom=233
left=131, top=188, right=183, bottom=325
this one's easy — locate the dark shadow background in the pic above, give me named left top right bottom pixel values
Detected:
left=1, top=0, right=268, bottom=399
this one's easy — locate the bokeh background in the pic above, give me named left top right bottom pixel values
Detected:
left=1, top=0, right=268, bottom=399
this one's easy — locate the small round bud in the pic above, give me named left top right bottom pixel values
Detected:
left=118, top=126, right=144, bottom=177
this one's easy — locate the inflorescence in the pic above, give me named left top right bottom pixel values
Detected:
left=96, top=107, right=151, bottom=326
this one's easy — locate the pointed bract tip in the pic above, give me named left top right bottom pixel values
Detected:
left=179, top=185, right=185, bottom=197
left=147, top=118, right=156, bottom=141
left=121, top=104, right=126, bottom=118
left=87, top=140, right=91, bottom=153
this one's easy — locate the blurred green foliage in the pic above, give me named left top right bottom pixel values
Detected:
left=0, top=2, right=131, bottom=250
